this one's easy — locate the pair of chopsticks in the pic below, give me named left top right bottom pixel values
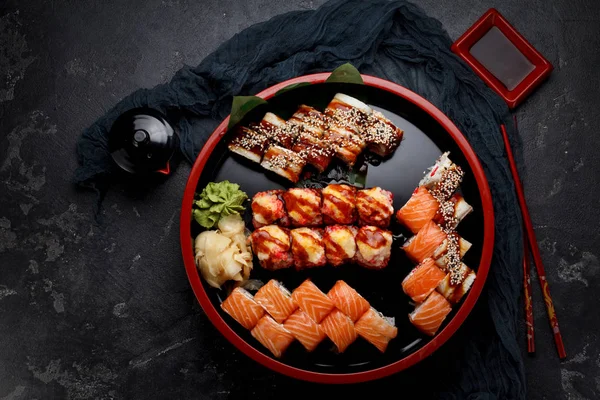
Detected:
left=500, top=120, right=566, bottom=359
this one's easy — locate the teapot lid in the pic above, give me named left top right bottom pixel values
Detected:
left=108, top=108, right=179, bottom=174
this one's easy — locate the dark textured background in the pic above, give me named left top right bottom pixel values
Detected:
left=1, top=0, right=599, bottom=399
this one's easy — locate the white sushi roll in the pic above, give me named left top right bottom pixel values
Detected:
left=333, top=93, right=373, bottom=115
left=433, top=236, right=472, bottom=269
left=437, top=262, right=476, bottom=303
left=419, top=152, right=455, bottom=189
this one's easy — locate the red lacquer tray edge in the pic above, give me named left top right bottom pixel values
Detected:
left=179, top=73, right=495, bottom=384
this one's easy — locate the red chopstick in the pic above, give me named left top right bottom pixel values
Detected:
left=500, top=123, right=566, bottom=359
left=523, top=230, right=535, bottom=353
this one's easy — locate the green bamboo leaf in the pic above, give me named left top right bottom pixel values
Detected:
left=326, top=63, right=364, bottom=85
left=275, top=82, right=312, bottom=96
left=348, top=163, right=368, bottom=188
left=228, top=96, right=268, bottom=130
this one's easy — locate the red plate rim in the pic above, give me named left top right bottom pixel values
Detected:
left=179, top=73, right=495, bottom=384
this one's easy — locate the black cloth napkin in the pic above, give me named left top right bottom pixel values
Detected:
left=74, top=0, right=525, bottom=397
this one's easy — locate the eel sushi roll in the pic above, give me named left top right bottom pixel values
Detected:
left=260, top=145, right=306, bottom=183
left=221, top=287, right=266, bottom=330
left=254, top=280, right=298, bottom=323
left=290, top=228, right=327, bottom=270
left=288, top=104, right=329, bottom=137
left=408, top=291, right=452, bottom=337
left=249, top=225, right=293, bottom=270
left=291, top=127, right=335, bottom=172
left=431, top=234, right=472, bottom=269
left=363, top=110, right=404, bottom=157
left=401, top=258, right=447, bottom=303
left=228, top=126, right=269, bottom=164
left=327, top=280, right=370, bottom=322
left=251, top=315, right=295, bottom=358
left=437, top=263, right=476, bottom=304
left=355, top=307, right=398, bottom=353
left=283, top=310, right=326, bottom=352
left=282, top=188, right=323, bottom=227
left=396, top=187, right=473, bottom=234
left=321, top=183, right=357, bottom=225
left=356, top=187, right=394, bottom=228
left=402, top=220, right=447, bottom=264
left=251, top=190, right=290, bottom=228
left=251, top=112, right=296, bottom=148
left=320, top=309, right=358, bottom=353
left=322, top=225, right=358, bottom=267
left=355, top=226, right=393, bottom=269
left=419, top=152, right=464, bottom=198
left=291, top=279, right=335, bottom=323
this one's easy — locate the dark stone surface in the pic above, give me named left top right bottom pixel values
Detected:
left=0, top=0, right=598, bottom=398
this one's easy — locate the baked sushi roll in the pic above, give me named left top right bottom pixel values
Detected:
left=408, top=291, right=452, bottom=337
left=437, top=262, right=476, bottom=304
left=251, top=112, right=296, bottom=148
left=323, top=225, right=358, bottom=267
left=355, top=226, right=393, bottom=269
left=356, top=187, right=394, bottom=228
left=401, top=258, right=447, bottom=303
left=290, top=228, right=327, bottom=270
left=355, top=307, right=398, bottom=352
left=321, top=184, right=357, bottom=225
left=291, top=279, right=335, bottom=323
left=419, top=152, right=464, bottom=199
left=251, top=315, right=295, bottom=358
left=260, top=145, right=306, bottom=183
left=320, top=309, right=358, bottom=353
left=249, top=225, right=293, bottom=270
left=228, top=126, right=269, bottom=163
left=283, top=309, right=326, bottom=352
left=291, top=128, right=335, bottom=172
left=363, top=110, right=403, bottom=157
left=251, top=190, right=290, bottom=228
left=282, top=188, right=323, bottom=227
left=288, top=104, right=329, bottom=137
left=254, top=280, right=298, bottom=323
left=221, top=287, right=266, bottom=330
left=327, top=280, right=370, bottom=322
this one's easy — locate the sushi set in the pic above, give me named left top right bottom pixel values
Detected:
left=180, top=75, right=494, bottom=383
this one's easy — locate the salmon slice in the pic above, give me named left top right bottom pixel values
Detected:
left=254, top=280, right=298, bottom=323
left=408, top=291, right=452, bottom=337
left=355, top=307, right=398, bottom=352
left=402, top=220, right=447, bottom=263
left=396, top=187, right=439, bottom=234
left=291, top=280, right=335, bottom=323
left=437, top=263, right=476, bottom=304
left=283, top=310, right=326, bottom=352
left=221, top=288, right=266, bottom=330
left=402, top=258, right=447, bottom=303
left=320, top=309, right=358, bottom=353
left=251, top=315, right=295, bottom=358
left=327, top=280, right=370, bottom=322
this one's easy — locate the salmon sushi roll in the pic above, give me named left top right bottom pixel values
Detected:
left=251, top=190, right=290, bottom=228
left=396, top=187, right=440, bottom=234
left=323, top=225, right=358, bottom=267
left=251, top=315, right=295, bottom=358
left=402, top=220, right=447, bottom=263
left=221, top=287, right=266, bottom=330
left=401, top=258, right=447, bottom=303
left=320, top=309, right=358, bottom=353
left=283, top=188, right=323, bottom=227
left=355, top=226, right=393, bottom=269
left=283, top=310, right=326, bottom=352
left=356, top=187, right=394, bottom=228
left=321, top=184, right=357, bottom=225
left=409, top=291, right=452, bottom=337
left=228, top=126, right=269, bottom=164
left=249, top=225, right=293, bottom=270
left=292, top=128, right=334, bottom=172
left=260, top=145, right=306, bottom=183
left=363, top=110, right=403, bottom=157
left=432, top=234, right=472, bottom=269
left=419, top=152, right=464, bottom=199
left=291, top=279, right=335, bottom=323
left=437, top=263, right=476, bottom=304
left=251, top=112, right=296, bottom=148
left=355, top=307, right=398, bottom=352
left=327, top=280, right=370, bottom=322
left=288, top=105, right=329, bottom=136
left=290, top=228, right=327, bottom=270
left=254, top=280, right=298, bottom=323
